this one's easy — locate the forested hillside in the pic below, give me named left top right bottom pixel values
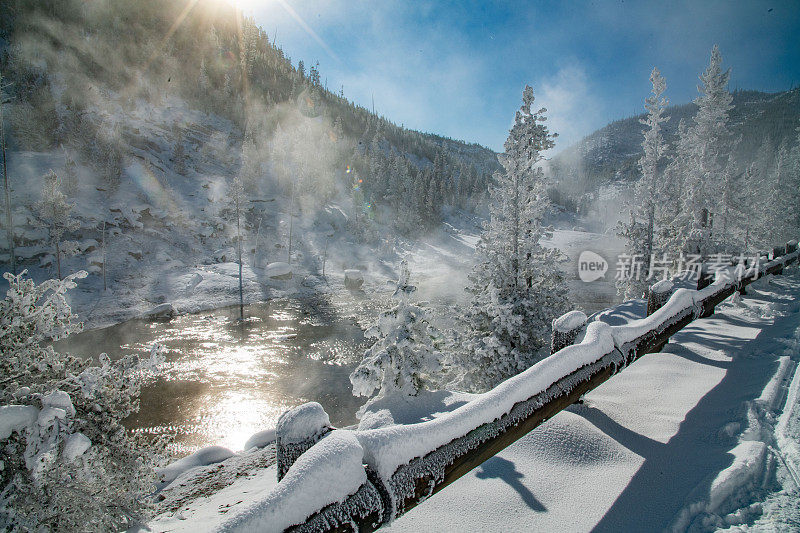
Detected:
left=0, top=0, right=500, bottom=262
left=549, top=87, right=800, bottom=196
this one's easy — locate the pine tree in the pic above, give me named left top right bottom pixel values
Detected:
left=459, top=86, right=571, bottom=392
left=674, top=45, right=733, bottom=258
left=33, top=171, right=80, bottom=280
left=350, top=261, right=441, bottom=406
left=617, top=67, right=669, bottom=298
left=0, top=271, right=166, bottom=531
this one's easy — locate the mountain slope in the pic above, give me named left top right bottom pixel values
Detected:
left=550, top=88, right=800, bottom=187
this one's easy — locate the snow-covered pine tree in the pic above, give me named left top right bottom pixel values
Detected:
left=459, top=85, right=571, bottom=392
left=716, top=142, right=749, bottom=253
left=674, top=45, right=733, bottom=259
left=762, top=140, right=797, bottom=245
left=787, top=126, right=800, bottom=237
left=0, top=271, right=166, bottom=531
left=33, top=170, right=80, bottom=280
left=349, top=260, right=441, bottom=409
left=617, top=67, right=670, bottom=299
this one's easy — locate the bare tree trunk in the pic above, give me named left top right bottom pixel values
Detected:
left=287, top=181, right=294, bottom=264
left=101, top=220, right=107, bottom=291
left=237, top=200, right=243, bottom=321
left=252, top=216, right=262, bottom=268
left=0, top=88, right=15, bottom=275
left=55, top=240, right=61, bottom=280
left=322, top=237, right=328, bottom=277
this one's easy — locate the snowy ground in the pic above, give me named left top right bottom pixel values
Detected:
left=384, top=268, right=800, bottom=532
left=145, top=267, right=800, bottom=531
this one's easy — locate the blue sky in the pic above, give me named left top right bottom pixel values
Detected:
left=242, top=0, right=800, bottom=153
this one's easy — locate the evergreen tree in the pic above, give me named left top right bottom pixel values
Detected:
left=350, top=261, right=441, bottom=406
left=33, top=171, right=80, bottom=280
left=674, top=45, right=733, bottom=258
left=459, top=86, right=571, bottom=392
left=617, top=67, right=669, bottom=298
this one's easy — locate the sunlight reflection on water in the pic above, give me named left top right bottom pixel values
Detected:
left=54, top=299, right=367, bottom=456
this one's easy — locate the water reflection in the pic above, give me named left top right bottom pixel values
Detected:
left=54, top=299, right=367, bottom=456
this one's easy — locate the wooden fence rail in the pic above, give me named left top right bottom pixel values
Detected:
left=217, top=242, right=800, bottom=533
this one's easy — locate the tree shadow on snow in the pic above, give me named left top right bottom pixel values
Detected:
left=589, top=287, right=800, bottom=532
left=475, top=457, right=547, bottom=512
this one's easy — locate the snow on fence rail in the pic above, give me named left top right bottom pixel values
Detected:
left=216, top=242, right=800, bottom=533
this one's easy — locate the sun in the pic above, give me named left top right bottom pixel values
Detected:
left=225, top=0, right=266, bottom=14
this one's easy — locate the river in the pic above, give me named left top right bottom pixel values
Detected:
left=54, top=298, right=368, bottom=456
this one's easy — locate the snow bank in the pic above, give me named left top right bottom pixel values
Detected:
left=215, top=430, right=367, bottom=533
left=757, top=356, right=793, bottom=409
left=0, top=405, right=38, bottom=440
left=553, top=310, right=587, bottom=332
left=157, top=445, right=235, bottom=488
left=708, top=441, right=767, bottom=513
left=276, top=402, right=330, bottom=443
left=264, top=262, right=292, bottom=280
left=143, top=303, right=176, bottom=319
left=356, top=321, right=616, bottom=480
left=243, top=428, right=277, bottom=451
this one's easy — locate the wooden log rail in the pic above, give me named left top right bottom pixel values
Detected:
left=217, top=242, right=800, bottom=533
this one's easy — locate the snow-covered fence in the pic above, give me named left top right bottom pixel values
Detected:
left=276, top=402, right=333, bottom=481
left=550, top=310, right=588, bottom=354
left=217, top=242, right=800, bottom=532
left=646, top=279, right=674, bottom=316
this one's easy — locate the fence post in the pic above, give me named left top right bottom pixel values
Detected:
left=647, top=280, right=674, bottom=316
left=697, top=263, right=714, bottom=291
left=276, top=402, right=333, bottom=481
left=551, top=311, right=588, bottom=354
left=773, top=246, right=785, bottom=275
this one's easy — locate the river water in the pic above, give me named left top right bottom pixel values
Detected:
left=54, top=298, right=368, bottom=455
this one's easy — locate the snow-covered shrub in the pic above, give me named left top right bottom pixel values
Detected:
left=350, top=262, right=442, bottom=409
left=0, top=271, right=166, bottom=531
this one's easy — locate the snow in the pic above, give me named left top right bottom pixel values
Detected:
left=157, top=446, right=236, bottom=489
left=143, top=302, right=176, bottom=319
left=276, top=402, right=330, bottom=443
left=40, top=389, right=75, bottom=417
left=708, top=441, right=767, bottom=514
left=757, top=356, right=793, bottom=409
left=62, top=432, right=92, bottom=462
left=215, top=430, right=367, bottom=533
left=264, top=262, right=292, bottom=279
left=37, top=406, right=67, bottom=427
left=243, top=428, right=277, bottom=451
left=384, top=269, right=800, bottom=532
left=608, top=287, right=695, bottom=348
left=0, top=405, right=38, bottom=440
left=552, top=310, right=587, bottom=332
left=356, top=320, right=616, bottom=480
left=650, top=279, right=673, bottom=294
